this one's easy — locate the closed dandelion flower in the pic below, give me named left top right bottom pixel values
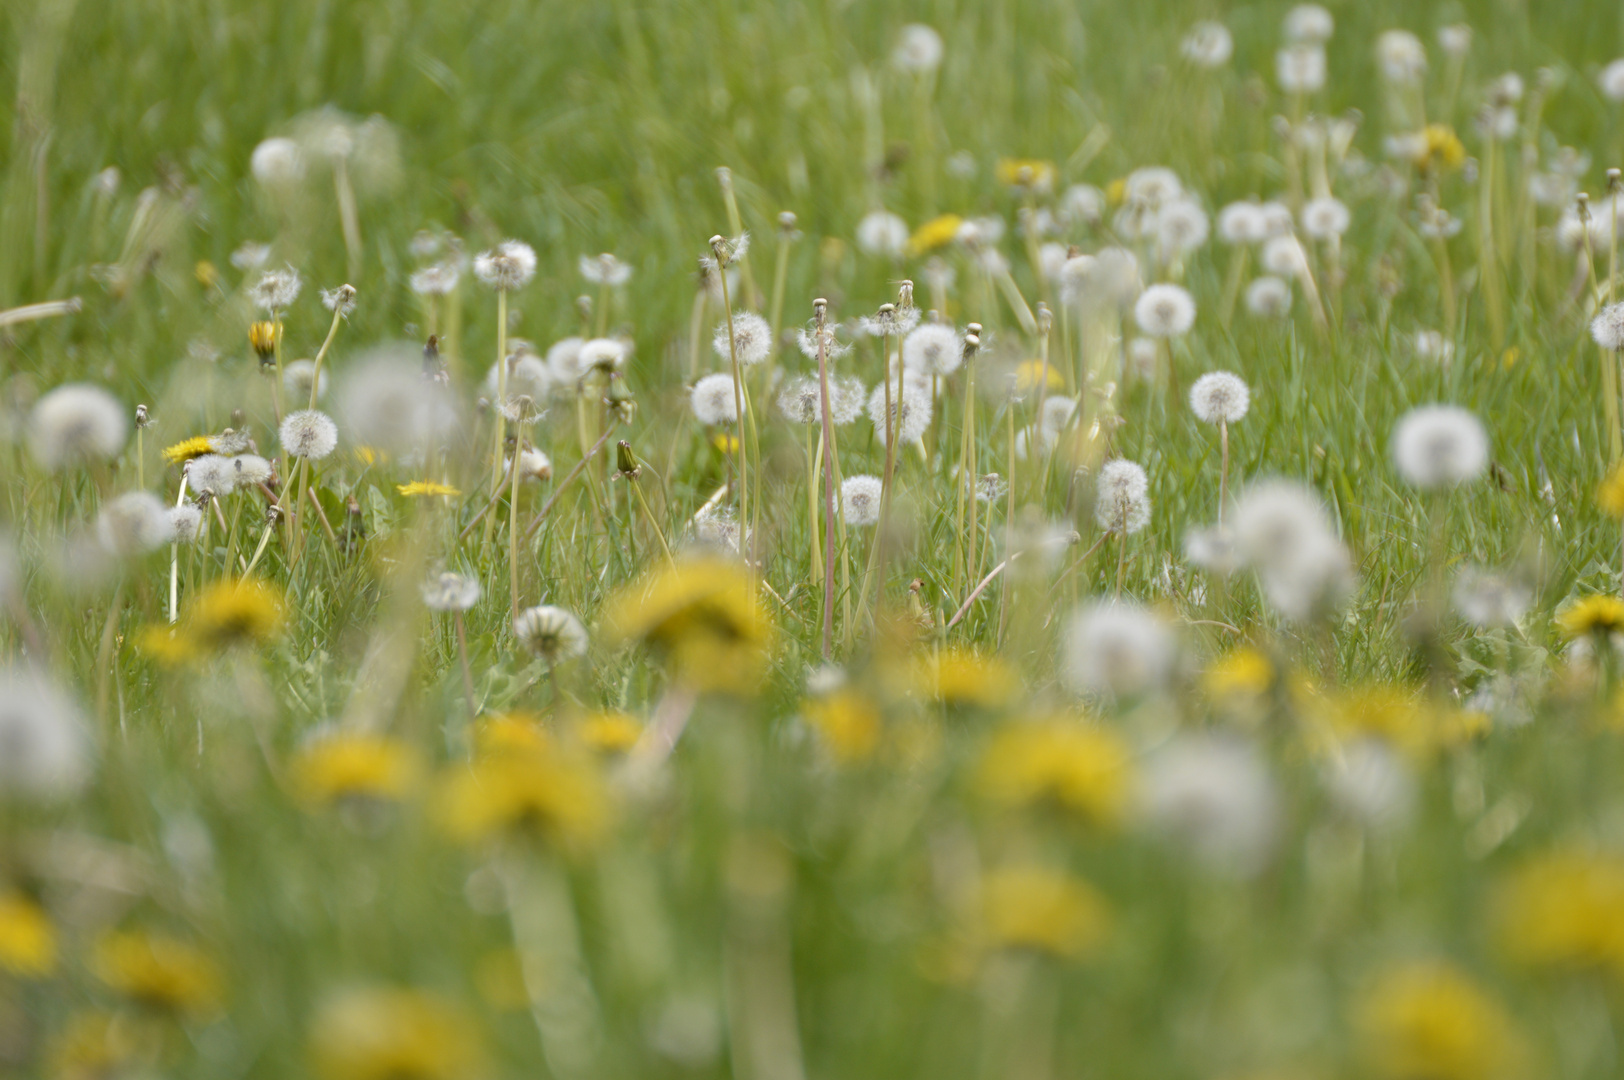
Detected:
left=856, top=211, right=910, bottom=258
left=691, top=373, right=740, bottom=425
left=1391, top=405, right=1489, bottom=489
left=0, top=667, right=90, bottom=802
left=97, top=492, right=173, bottom=557
left=473, top=239, right=537, bottom=290
left=1355, top=963, right=1522, bottom=1080
left=579, top=252, right=632, bottom=286
left=291, top=732, right=423, bottom=808
left=1376, top=29, right=1428, bottom=84
left=1133, top=283, right=1195, bottom=337
left=514, top=605, right=588, bottom=665
left=422, top=572, right=481, bottom=612
left=94, top=930, right=222, bottom=1016
left=251, top=136, right=305, bottom=187
left=901, top=323, right=963, bottom=376
left=28, top=383, right=128, bottom=470
left=892, top=23, right=944, bottom=73
left=1452, top=566, right=1531, bottom=628
left=1189, top=371, right=1250, bottom=424
left=1060, top=600, right=1176, bottom=700
left=1245, top=276, right=1293, bottom=317
left=1277, top=44, right=1327, bottom=93
left=841, top=475, right=883, bottom=527
left=280, top=409, right=339, bottom=461
left=168, top=505, right=204, bottom=545
left=867, top=378, right=933, bottom=446
left=714, top=311, right=773, bottom=365
left=1217, top=201, right=1269, bottom=244
left=1300, top=196, right=1350, bottom=239
left=1284, top=3, right=1334, bottom=42
left=309, top=987, right=482, bottom=1080
left=1140, top=734, right=1277, bottom=876
left=980, top=867, right=1111, bottom=960
left=250, top=266, right=302, bottom=311
left=1181, top=21, right=1232, bottom=67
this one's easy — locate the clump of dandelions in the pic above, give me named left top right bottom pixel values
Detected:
left=473, top=240, right=537, bottom=291
left=901, top=323, right=964, bottom=377
left=513, top=605, right=589, bottom=666
left=841, top=475, right=883, bottom=527
left=280, top=410, right=339, bottom=461
left=1059, top=600, right=1177, bottom=701
left=0, top=667, right=90, bottom=802
left=714, top=312, right=773, bottom=366
left=1390, top=405, right=1489, bottom=490
left=1133, top=283, right=1196, bottom=338
left=28, top=384, right=128, bottom=471
left=691, top=374, right=740, bottom=425
left=1189, top=371, right=1250, bottom=521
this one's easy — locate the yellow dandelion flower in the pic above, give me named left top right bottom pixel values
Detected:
left=355, top=445, right=388, bottom=467
left=1355, top=962, right=1523, bottom=1080
left=601, top=557, right=775, bottom=695
left=1105, top=177, right=1127, bottom=205
left=474, top=947, right=532, bottom=1012
left=1557, top=594, right=1624, bottom=638
left=1014, top=360, right=1065, bottom=395
left=914, top=647, right=1018, bottom=709
left=802, top=690, right=883, bottom=764
left=133, top=624, right=199, bottom=668
left=94, top=930, right=223, bottom=1015
left=712, top=432, right=740, bottom=455
left=49, top=1011, right=158, bottom=1080
left=976, top=718, right=1133, bottom=826
left=908, top=213, right=964, bottom=255
left=249, top=320, right=280, bottom=360
left=397, top=480, right=461, bottom=497
left=980, top=867, right=1111, bottom=959
left=1330, top=687, right=1485, bottom=758
left=161, top=434, right=216, bottom=465
left=1491, top=850, right=1624, bottom=976
left=195, top=260, right=218, bottom=289
left=182, top=577, right=286, bottom=651
left=995, top=158, right=1057, bottom=191
left=473, top=712, right=554, bottom=758
left=0, top=892, right=56, bottom=977
left=1416, top=124, right=1466, bottom=172
left=309, top=986, right=482, bottom=1080
left=575, top=709, right=642, bottom=753
left=1204, top=647, right=1275, bottom=699
left=435, top=752, right=611, bottom=850
left=291, top=734, right=424, bottom=807
left=1600, top=466, right=1624, bottom=519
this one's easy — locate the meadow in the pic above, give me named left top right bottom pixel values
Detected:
left=9, top=0, right=1624, bottom=1077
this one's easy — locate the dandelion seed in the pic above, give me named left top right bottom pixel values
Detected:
left=1060, top=600, right=1176, bottom=700
left=841, top=475, right=883, bottom=527
left=691, top=373, right=740, bottom=425
left=250, top=136, right=305, bottom=188
left=892, top=23, right=944, bottom=73
left=578, top=252, right=632, bottom=286
left=867, top=378, right=933, bottom=446
left=320, top=283, right=357, bottom=317
left=0, top=667, right=90, bottom=802
left=900, top=323, right=963, bottom=377
left=1141, top=734, right=1277, bottom=875
left=230, top=241, right=271, bottom=271
left=1300, top=196, right=1351, bottom=239
left=713, top=311, right=773, bottom=365
left=1181, top=21, right=1232, bottom=67
left=1133, top=283, right=1196, bottom=337
left=28, top=383, right=128, bottom=471
left=472, top=240, right=537, bottom=291
left=1189, top=371, right=1250, bottom=424
left=513, top=605, right=589, bottom=666
left=250, top=266, right=302, bottom=312
left=279, top=410, right=339, bottom=461
left=1245, top=276, right=1293, bottom=317
left=1391, top=405, right=1489, bottom=489
left=1277, top=44, right=1327, bottom=94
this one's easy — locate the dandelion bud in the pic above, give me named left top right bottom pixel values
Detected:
left=615, top=440, right=641, bottom=479
left=250, top=321, right=279, bottom=364
left=135, top=404, right=151, bottom=430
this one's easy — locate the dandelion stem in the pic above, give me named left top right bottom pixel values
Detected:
left=307, top=303, right=348, bottom=412
left=483, top=288, right=510, bottom=548
left=815, top=302, right=838, bottom=658
left=524, top=425, right=618, bottom=542
left=454, top=610, right=477, bottom=718
left=509, top=440, right=526, bottom=629
left=629, top=475, right=677, bottom=571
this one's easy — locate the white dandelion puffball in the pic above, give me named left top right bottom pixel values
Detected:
left=1284, top=4, right=1334, bottom=43
left=28, top=383, right=128, bottom=471
left=409, top=262, right=460, bottom=296
left=1156, top=199, right=1210, bottom=256
left=1245, top=276, right=1293, bottom=318
left=867, top=379, right=933, bottom=447
left=1300, top=197, right=1350, bottom=239
left=1060, top=600, right=1177, bottom=700
left=1259, top=202, right=1296, bottom=238
left=1217, top=201, right=1269, bottom=245
left=513, top=605, right=589, bottom=665
left=1325, top=740, right=1415, bottom=831
left=1438, top=24, right=1472, bottom=58
left=169, top=505, right=204, bottom=545
left=579, top=337, right=630, bottom=372
left=1062, top=184, right=1105, bottom=225
left=892, top=23, right=944, bottom=73
left=250, top=266, right=302, bottom=311
left=777, top=376, right=821, bottom=425
left=422, top=572, right=482, bottom=613
left=547, top=337, right=588, bottom=385
left=1141, top=734, right=1278, bottom=876
left=251, top=136, right=305, bottom=188
left=280, top=409, right=339, bottom=461
left=486, top=354, right=554, bottom=402
left=0, top=667, right=91, bottom=802
left=1181, top=21, right=1233, bottom=67
left=1601, top=59, right=1624, bottom=102
left=1189, top=371, right=1250, bottom=425
left=1092, top=247, right=1142, bottom=307
left=1040, top=395, right=1077, bottom=439
left=231, top=455, right=273, bottom=487
left=691, top=373, right=740, bottom=425
left=473, top=239, right=537, bottom=291
left=714, top=311, right=773, bottom=366
left=1133, top=283, right=1196, bottom=338
left=1277, top=44, right=1327, bottom=94
left=1592, top=302, right=1624, bottom=350
left=1259, top=530, right=1354, bottom=622
left=1094, top=459, right=1152, bottom=536
left=1124, top=167, right=1183, bottom=208
left=830, top=375, right=867, bottom=426
left=1184, top=525, right=1242, bottom=576
left=1262, top=235, right=1309, bottom=277
left=97, top=492, right=173, bottom=557
left=856, top=210, right=910, bottom=258
left=1390, top=405, right=1489, bottom=489
left=337, top=347, right=461, bottom=453
left=186, top=454, right=239, bottom=498
left=579, top=252, right=632, bottom=286
left=508, top=448, right=553, bottom=482
left=283, top=359, right=329, bottom=402
left=1230, top=480, right=1335, bottom=570
left=1452, top=566, right=1532, bottom=629
left=1376, top=30, right=1427, bottom=84
left=901, top=323, right=963, bottom=377
left=797, top=323, right=851, bottom=363
left=841, top=475, right=884, bottom=527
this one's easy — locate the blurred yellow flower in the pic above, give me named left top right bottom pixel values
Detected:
left=1355, top=962, right=1522, bottom=1080
left=1204, top=647, right=1275, bottom=699
left=309, top=986, right=482, bottom=1080
left=183, top=577, right=286, bottom=651
left=474, top=947, right=531, bottom=1011
left=473, top=712, right=554, bottom=758
left=909, top=213, right=963, bottom=255
left=712, top=432, right=740, bottom=454
left=1330, top=687, right=1487, bottom=758
left=601, top=557, right=775, bottom=694
left=1600, top=465, right=1624, bottom=519
left=355, top=445, right=387, bottom=467
left=49, top=1011, right=157, bottom=1080
left=1491, top=850, right=1624, bottom=976
left=996, top=158, right=1056, bottom=192
left=1105, top=177, right=1127, bottom=205
left=915, top=647, right=1017, bottom=709
left=194, top=260, right=218, bottom=289
left=94, top=930, right=223, bottom=1015
left=980, top=867, right=1110, bottom=959
left=134, top=623, right=199, bottom=668
left=575, top=709, right=642, bottom=753
left=291, top=733, right=424, bottom=807
left=1557, top=594, right=1624, bottom=638
left=976, top=718, right=1133, bottom=826
left=0, top=891, right=56, bottom=977
left=435, top=750, right=610, bottom=850
left=802, top=689, right=883, bottom=764
left=1417, top=124, right=1466, bottom=172
left=1014, top=360, right=1064, bottom=395
left=398, top=480, right=460, bottom=497
left=161, top=434, right=214, bottom=464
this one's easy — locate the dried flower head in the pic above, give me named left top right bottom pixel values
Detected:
left=28, top=383, right=129, bottom=470
left=320, top=284, right=357, bottom=317
left=279, top=410, right=339, bottom=461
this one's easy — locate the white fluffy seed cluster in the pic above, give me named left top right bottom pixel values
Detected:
left=28, top=384, right=129, bottom=471
left=280, top=409, right=339, bottom=460
left=251, top=267, right=302, bottom=311
left=513, top=605, right=589, bottom=664
left=1228, top=480, right=1354, bottom=622
left=1189, top=371, right=1251, bottom=425
left=473, top=239, right=537, bottom=291
left=1133, top=283, right=1196, bottom=337
left=714, top=312, right=773, bottom=366
left=1592, top=302, right=1624, bottom=350
left=867, top=379, right=933, bottom=447
left=1141, top=734, right=1279, bottom=876
left=1060, top=600, right=1177, bottom=700
left=1390, top=405, right=1489, bottom=489
left=855, top=211, right=910, bottom=258
left=691, top=374, right=740, bottom=425
left=0, top=666, right=90, bottom=802
left=900, top=323, right=963, bottom=377
left=1094, top=459, right=1152, bottom=536
left=97, top=492, right=173, bottom=557
left=841, top=475, right=884, bottom=527
left=422, top=572, right=482, bottom=613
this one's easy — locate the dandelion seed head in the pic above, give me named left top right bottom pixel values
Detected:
left=1133, top=283, right=1196, bottom=337
left=1124, top=167, right=1183, bottom=209
left=1141, top=734, right=1277, bottom=875
left=487, top=354, right=554, bottom=403
left=691, top=373, right=740, bottom=425
left=169, top=505, right=204, bottom=545
left=473, top=240, right=537, bottom=291
left=282, top=359, right=329, bottom=403
left=1217, top=201, right=1269, bottom=244
left=1593, top=303, right=1624, bottom=350
left=1262, top=234, right=1309, bottom=277
left=1301, top=196, right=1351, bottom=239
left=1284, top=4, right=1334, bottom=43
left=1600, top=59, right=1624, bottom=102
left=1414, top=330, right=1455, bottom=366
left=28, top=383, right=129, bottom=471
left=1245, top=276, right=1293, bottom=318
left=1326, top=740, right=1415, bottom=831
left=714, top=312, right=773, bottom=365
left=279, top=410, right=339, bottom=461
left=1391, top=405, right=1489, bottom=489
left=409, top=262, right=461, bottom=296
left=1060, top=600, right=1177, bottom=700
left=250, top=266, right=302, bottom=312
left=1039, top=241, right=1069, bottom=282
left=1230, top=480, right=1335, bottom=570
left=841, top=475, right=883, bottom=527
left=1453, top=566, right=1531, bottom=629
left=546, top=337, right=588, bottom=385
left=499, top=394, right=545, bottom=426
left=1155, top=199, right=1210, bottom=256
left=320, top=284, right=357, bottom=317
left=422, top=572, right=481, bottom=613
left=338, top=347, right=461, bottom=453
left=580, top=337, right=631, bottom=372
left=230, top=241, right=271, bottom=270
left=797, top=322, right=852, bottom=362
left=1090, top=247, right=1142, bottom=308
left=97, top=492, right=173, bottom=558
left=856, top=211, right=910, bottom=258
left=578, top=252, right=632, bottom=286
left=1277, top=44, right=1327, bottom=93
left=1058, top=255, right=1096, bottom=306
left=1184, top=525, right=1242, bottom=576
left=1061, top=184, right=1105, bottom=225
left=1094, top=459, right=1151, bottom=535
left=0, top=667, right=90, bottom=802
left=1260, top=530, right=1354, bottom=621
left=1377, top=30, right=1428, bottom=84
left=892, top=23, right=944, bottom=73
left=250, top=137, right=305, bottom=188
left=1040, top=395, right=1078, bottom=438
left=777, top=376, right=821, bottom=424
left=513, top=605, right=588, bottom=666
left=901, top=323, right=963, bottom=377
left=867, top=378, right=933, bottom=447
left=231, top=455, right=273, bottom=487
left=1189, top=371, right=1251, bottom=424
left=187, top=454, right=239, bottom=497
left=508, top=448, right=552, bottom=482
left=1181, top=21, right=1233, bottom=67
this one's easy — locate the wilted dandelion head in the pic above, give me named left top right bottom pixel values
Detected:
left=250, top=266, right=302, bottom=312
left=1060, top=600, right=1177, bottom=700
left=714, top=312, right=773, bottom=365
left=1181, top=21, right=1232, bottom=67
left=337, top=347, right=461, bottom=454
left=841, top=475, right=883, bottom=527
left=282, top=359, right=329, bottom=402
left=422, top=572, right=481, bottom=613
left=1376, top=29, right=1427, bottom=84
left=1140, top=734, right=1277, bottom=876
left=473, top=240, right=537, bottom=291
left=1300, top=196, right=1350, bottom=239
left=1189, top=371, right=1250, bottom=424
left=1133, top=283, right=1196, bottom=337
left=1391, top=405, right=1489, bottom=489
left=0, top=667, right=90, bottom=803
left=691, top=373, right=740, bottom=425
left=1245, top=276, right=1293, bottom=318
left=320, top=284, right=357, bottom=317
left=867, top=378, right=933, bottom=447
left=1452, top=566, right=1531, bottom=629
left=892, top=23, right=944, bottom=73
left=579, top=252, right=632, bottom=286
left=250, top=136, right=305, bottom=188
left=97, top=492, right=173, bottom=558
left=855, top=211, right=910, bottom=258
left=513, top=605, right=589, bottom=666
left=169, top=505, right=204, bottom=545
left=28, top=383, right=128, bottom=471
left=279, top=410, right=339, bottom=461
left=1276, top=43, right=1327, bottom=93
